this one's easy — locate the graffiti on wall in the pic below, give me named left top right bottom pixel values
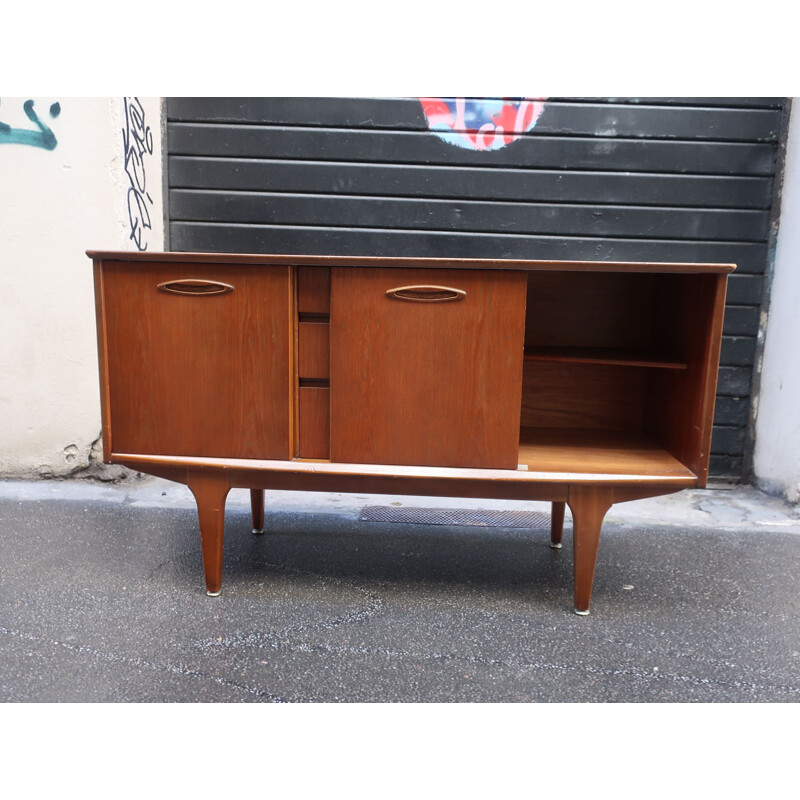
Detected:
left=123, top=97, right=155, bottom=251
left=419, top=97, right=547, bottom=152
left=0, top=99, right=61, bottom=150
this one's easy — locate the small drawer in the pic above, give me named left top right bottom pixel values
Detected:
left=296, top=386, right=329, bottom=459
left=298, top=321, right=329, bottom=379
left=297, top=267, right=330, bottom=315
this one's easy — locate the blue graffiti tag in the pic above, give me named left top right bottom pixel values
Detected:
left=0, top=99, right=61, bottom=149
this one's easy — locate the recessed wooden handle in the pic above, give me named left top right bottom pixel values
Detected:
left=386, top=285, right=466, bottom=303
left=157, top=279, right=234, bottom=296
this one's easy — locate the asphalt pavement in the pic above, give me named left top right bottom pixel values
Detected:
left=1, top=477, right=798, bottom=702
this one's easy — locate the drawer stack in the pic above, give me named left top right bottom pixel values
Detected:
left=295, top=267, right=330, bottom=459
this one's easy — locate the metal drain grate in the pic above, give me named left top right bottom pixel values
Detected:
left=358, top=506, right=551, bottom=529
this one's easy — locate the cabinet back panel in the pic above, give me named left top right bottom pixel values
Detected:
left=525, top=272, right=657, bottom=349
left=521, top=361, right=647, bottom=431
left=102, top=262, right=291, bottom=459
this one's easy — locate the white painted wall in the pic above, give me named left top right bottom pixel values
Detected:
left=0, top=97, right=164, bottom=478
left=754, top=99, right=800, bottom=504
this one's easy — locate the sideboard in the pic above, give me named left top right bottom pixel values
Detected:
left=88, top=251, right=734, bottom=614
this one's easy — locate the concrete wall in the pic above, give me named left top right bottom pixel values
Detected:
left=753, top=100, right=800, bottom=504
left=0, top=97, right=164, bottom=478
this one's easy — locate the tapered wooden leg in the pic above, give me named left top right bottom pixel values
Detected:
left=250, top=488, right=265, bottom=534
left=188, top=470, right=230, bottom=596
left=567, top=485, right=614, bottom=615
left=550, top=501, right=565, bottom=549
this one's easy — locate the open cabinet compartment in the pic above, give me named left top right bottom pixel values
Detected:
left=518, top=270, right=726, bottom=485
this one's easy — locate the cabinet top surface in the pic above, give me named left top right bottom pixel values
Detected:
left=87, top=251, right=736, bottom=274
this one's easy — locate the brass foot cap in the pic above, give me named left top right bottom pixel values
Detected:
left=549, top=542, right=562, bottom=549
left=206, top=589, right=221, bottom=597
left=252, top=528, right=265, bottom=535
left=574, top=608, right=590, bottom=616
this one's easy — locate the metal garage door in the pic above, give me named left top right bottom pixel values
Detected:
left=165, top=97, right=789, bottom=481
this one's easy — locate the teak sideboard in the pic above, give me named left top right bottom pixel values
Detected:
left=88, top=251, right=735, bottom=614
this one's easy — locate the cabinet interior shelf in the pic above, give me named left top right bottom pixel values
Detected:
left=523, top=346, right=687, bottom=370
left=517, top=428, right=696, bottom=479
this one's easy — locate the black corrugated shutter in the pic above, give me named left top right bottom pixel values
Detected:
left=165, top=97, right=788, bottom=482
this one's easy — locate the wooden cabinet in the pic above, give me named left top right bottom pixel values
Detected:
left=89, top=251, right=734, bottom=614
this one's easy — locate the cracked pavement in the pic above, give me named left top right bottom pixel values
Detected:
left=1, top=477, right=799, bottom=702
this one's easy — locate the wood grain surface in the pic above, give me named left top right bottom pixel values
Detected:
left=330, top=267, right=527, bottom=469
left=298, top=322, right=330, bottom=379
left=88, top=250, right=736, bottom=274
left=518, top=428, right=695, bottom=478
left=296, top=386, right=330, bottom=459
left=101, top=261, right=292, bottom=459
left=645, top=272, right=729, bottom=486
left=521, top=360, right=648, bottom=431
left=297, top=266, right=331, bottom=314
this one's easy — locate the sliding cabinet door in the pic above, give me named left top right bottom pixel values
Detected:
left=330, top=268, right=526, bottom=469
left=102, top=262, right=291, bottom=459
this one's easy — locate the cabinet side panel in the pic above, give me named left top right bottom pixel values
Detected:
left=103, top=261, right=291, bottom=460
left=330, top=268, right=526, bottom=469
left=92, top=260, right=113, bottom=461
left=646, top=273, right=728, bottom=484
